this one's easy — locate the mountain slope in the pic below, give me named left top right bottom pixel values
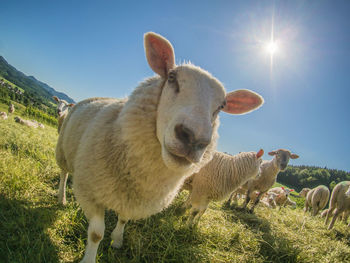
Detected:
left=0, top=56, right=75, bottom=103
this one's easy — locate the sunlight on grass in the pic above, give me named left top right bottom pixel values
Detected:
left=1, top=102, right=350, bottom=262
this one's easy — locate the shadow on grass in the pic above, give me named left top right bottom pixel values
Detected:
left=0, top=194, right=60, bottom=263
left=222, top=203, right=301, bottom=263
left=90, top=206, right=210, bottom=263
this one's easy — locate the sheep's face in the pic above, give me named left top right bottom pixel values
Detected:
left=53, top=96, right=74, bottom=117
left=144, top=32, right=264, bottom=171
left=268, top=149, right=299, bottom=171
left=299, top=188, right=310, bottom=197
left=156, top=65, right=226, bottom=170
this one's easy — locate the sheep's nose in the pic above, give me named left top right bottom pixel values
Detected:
left=175, top=124, right=195, bottom=147
left=175, top=124, right=210, bottom=153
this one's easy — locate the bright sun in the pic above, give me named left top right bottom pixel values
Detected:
left=266, top=41, right=278, bottom=55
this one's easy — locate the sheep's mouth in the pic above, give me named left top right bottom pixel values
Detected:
left=165, top=145, right=192, bottom=166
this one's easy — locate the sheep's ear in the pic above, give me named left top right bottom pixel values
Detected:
left=53, top=96, right=59, bottom=102
left=290, top=153, right=299, bottom=159
left=256, top=149, right=264, bottom=159
left=281, top=187, right=284, bottom=190
left=268, top=151, right=278, bottom=156
left=222, top=89, right=264, bottom=115
left=290, top=189, right=294, bottom=192
left=144, top=32, right=175, bottom=78
left=68, top=103, right=75, bottom=107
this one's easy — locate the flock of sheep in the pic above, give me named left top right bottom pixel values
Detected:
left=0, top=103, right=45, bottom=128
left=2, top=32, right=349, bottom=263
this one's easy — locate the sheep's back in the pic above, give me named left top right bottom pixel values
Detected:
left=56, top=97, right=125, bottom=173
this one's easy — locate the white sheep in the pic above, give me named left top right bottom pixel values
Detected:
left=32, top=119, right=45, bottom=128
left=53, top=96, right=74, bottom=133
left=181, top=149, right=264, bottom=225
left=268, top=187, right=295, bottom=208
left=55, top=32, right=264, bottom=263
left=230, top=149, right=299, bottom=212
left=259, top=191, right=279, bottom=208
left=8, top=103, right=15, bottom=114
left=14, top=116, right=39, bottom=128
left=299, top=185, right=330, bottom=216
left=325, top=181, right=350, bottom=230
left=0, top=111, right=8, bottom=120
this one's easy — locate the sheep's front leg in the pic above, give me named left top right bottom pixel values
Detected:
left=111, top=217, right=128, bottom=249
left=249, top=191, right=265, bottom=213
left=58, top=171, right=69, bottom=205
left=303, top=200, right=309, bottom=213
left=242, top=191, right=251, bottom=209
left=81, top=210, right=105, bottom=263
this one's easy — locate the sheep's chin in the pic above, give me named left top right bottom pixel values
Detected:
left=161, top=145, right=193, bottom=172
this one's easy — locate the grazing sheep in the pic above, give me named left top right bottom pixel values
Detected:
left=268, top=187, right=295, bottom=208
left=8, top=103, right=15, bottom=114
left=299, top=185, right=330, bottom=216
left=325, top=181, right=350, bottom=230
left=14, top=116, right=39, bottom=128
left=181, top=149, right=264, bottom=225
left=232, top=149, right=299, bottom=212
left=33, top=120, right=45, bottom=128
left=55, top=32, right=264, bottom=263
left=0, top=112, right=7, bottom=120
left=53, top=96, right=74, bottom=133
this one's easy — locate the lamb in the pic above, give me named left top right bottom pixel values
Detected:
left=181, top=149, right=264, bottom=225
left=325, top=181, right=350, bottom=230
left=230, top=149, right=299, bottom=212
left=8, top=103, right=15, bottom=114
left=268, top=187, right=295, bottom=208
left=53, top=96, right=74, bottom=133
left=14, top=116, right=39, bottom=128
left=55, top=32, right=264, bottom=263
left=259, top=191, right=278, bottom=208
left=299, top=185, right=330, bottom=216
left=0, top=112, right=7, bottom=120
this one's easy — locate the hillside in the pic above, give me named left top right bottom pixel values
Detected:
left=0, top=55, right=75, bottom=105
left=1, top=106, right=350, bottom=263
left=278, top=165, right=350, bottom=192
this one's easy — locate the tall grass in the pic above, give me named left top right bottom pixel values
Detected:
left=0, top=109, right=350, bottom=262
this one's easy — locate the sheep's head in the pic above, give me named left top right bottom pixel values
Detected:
left=53, top=96, right=74, bottom=117
left=268, top=149, right=299, bottom=171
left=281, top=186, right=294, bottom=196
left=299, top=188, right=311, bottom=197
left=144, top=32, right=264, bottom=171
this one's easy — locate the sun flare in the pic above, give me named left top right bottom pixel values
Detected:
left=266, top=41, right=278, bottom=55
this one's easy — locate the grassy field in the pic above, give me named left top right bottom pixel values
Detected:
left=1, top=107, right=350, bottom=263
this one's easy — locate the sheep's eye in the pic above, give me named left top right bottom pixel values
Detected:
left=168, top=71, right=176, bottom=83
left=168, top=71, right=179, bottom=93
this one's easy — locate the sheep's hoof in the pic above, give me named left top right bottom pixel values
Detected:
left=247, top=209, right=254, bottom=214
left=111, top=239, right=123, bottom=249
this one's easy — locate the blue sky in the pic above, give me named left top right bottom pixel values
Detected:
left=1, top=0, right=349, bottom=171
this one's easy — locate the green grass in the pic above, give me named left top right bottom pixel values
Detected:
left=0, top=76, right=25, bottom=92
left=1, top=107, right=350, bottom=263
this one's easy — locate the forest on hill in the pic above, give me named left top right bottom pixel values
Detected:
left=277, top=165, right=350, bottom=191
